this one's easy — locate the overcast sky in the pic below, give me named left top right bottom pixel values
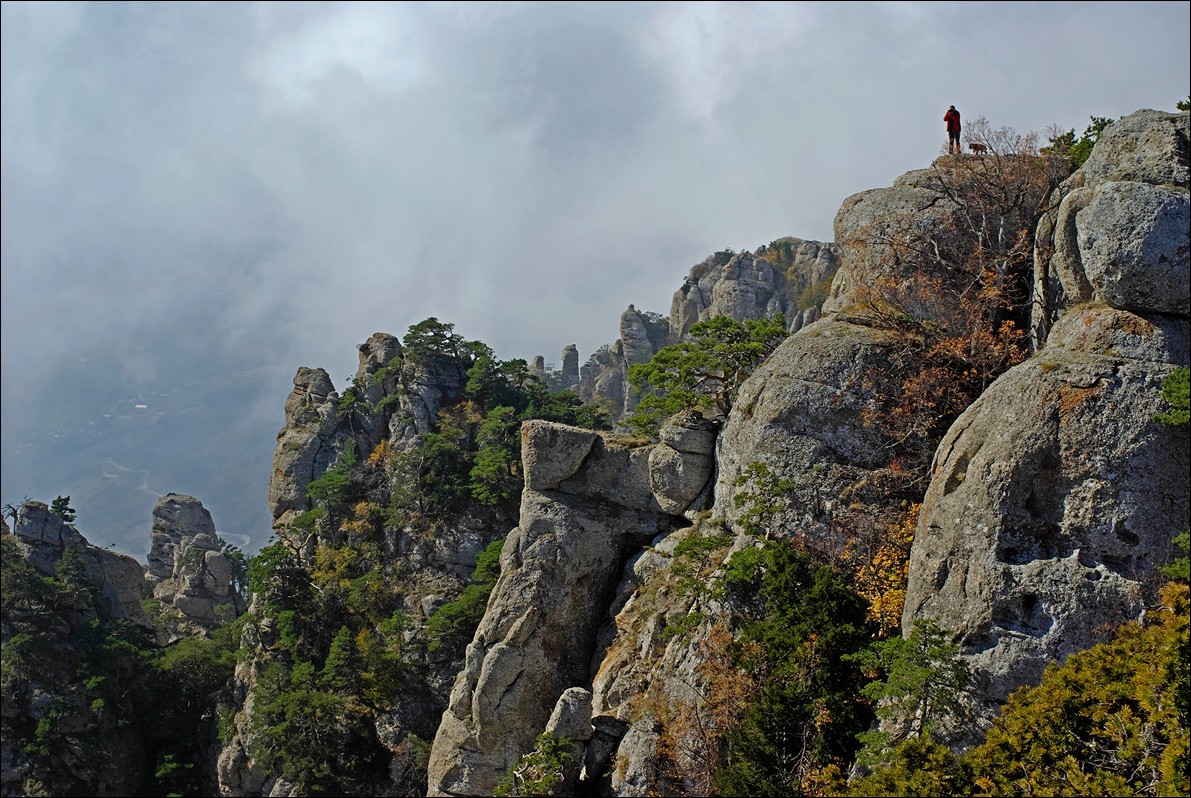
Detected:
left=2, top=1, right=1188, bottom=551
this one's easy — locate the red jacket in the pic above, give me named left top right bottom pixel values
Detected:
left=944, top=108, right=961, bottom=132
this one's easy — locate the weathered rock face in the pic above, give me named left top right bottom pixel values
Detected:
left=903, top=109, right=1191, bottom=740
left=671, top=239, right=840, bottom=342
left=822, top=168, right=967, bottom=320
left=560, top=344, right=580, bottom=389
left=2, top=503, right=152, bottom=798
left=567, top=239, right=839, bottom=422
left=1032, top=109, right=1189, bottom=345
left=425, top=415, right=716, bottom=796
left=713, top=319, right=908, bottom=554
left=585, top=522, right=751, bottom=797
left=144, top=493, right=246, bottom=638
left=267, top=365, right=344, bottom=530
left=352, top=331, right=404, bottom=443
left=9, top=500, right=149, bottom=624
left=223, top=331, right=516, bottom=798
left=267, top=332, right=466, bottom=537
left=388, top=353, right=469, bottom=447
left=903, top=306, right=1189, bottom=738
left=574, top=306, right=666, bottom=417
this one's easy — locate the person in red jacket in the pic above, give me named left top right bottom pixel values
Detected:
left=944, top=105, right=961, bottom=154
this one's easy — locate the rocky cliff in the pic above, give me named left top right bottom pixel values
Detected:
left=903, top=108, right=1189, bottom=740
left=4, top=108, right=1185, bottom=798
left=424, top=108, right=1188, bottom=794
left=565, top=238, right=840, bottom=420
left=427, top=412, right=717, bottom=795
left=1, top=495, right=245, bottom=797
left=145, top=493, right=248, bottom=639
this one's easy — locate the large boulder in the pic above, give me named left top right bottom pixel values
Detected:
left=425, top=420, right=700, bottom=796
left=8, top=500, right=148, bottom=624
left=902, top=108, right=1191, bottom=743
left=144, top=493, right=246, bottom=637
left=903, top=305, right=1188, bottom=739
left=1032, top=109, right=1190, bottom=344
left=713, top=319, right=906, bottom=553
left=267, top=366, right=343, bottom=529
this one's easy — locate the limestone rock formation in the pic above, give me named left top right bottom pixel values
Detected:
left=670, top=239, right=840, bottom=341
left=560, top=344, right=580, bottom=389
left=566, top=238, right=839, bottom=423
left=387, top=346, right=469, bottom=447
left=903, top=306, right=1188, bottom=738
left=222, top=330, right=515, bottom=797
left=904, top=108, right=1190, bottom=740
left=144, top=493, right=246, bottom=638
left=425, top=415, right=717, bottom=796
left=1032, top=109, right=1189, bottom=344
left=712, top=319, right=909, bottom=554
left=6, top=500, right=149, bottom=625
left=574, top=306, right=667, bottom=418
left=267, top=331, right=466, bottom=536
left=267, top=365, right=344, bottom=530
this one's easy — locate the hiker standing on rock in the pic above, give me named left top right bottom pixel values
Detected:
left=944, top=105, right=962, bottom=154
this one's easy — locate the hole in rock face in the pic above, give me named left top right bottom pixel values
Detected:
left=995, top=520, right=1072, bottom=565
left=1112, top=520, right=1140, bottom=547
left=997, top=545, right=1024, bottom=564
left=992, top=593, right=1052, bottom=637
left=1103, top=555, right=1135, bottom=578
left=933, top=561, right=950, bottom=590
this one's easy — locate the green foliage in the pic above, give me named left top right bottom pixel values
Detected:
left=713, top=542, right=874, bottom=795
left=469, top=405, right=522, bottom=507
left=51, top=547, right=98, bottom=613
left=967, top=583, right=1189, bottom=796
left=1163, top=531, right=1190, bottom=584
left=719, top=544, right=766, bottom=593
left=732, top=461, right=797, bottom=539
left=246, top=539, right=307, bottom=610
left=250, top=659, right=385, bottom=794
left=1178, top=97, right=1190, bottom=112
left=402, top=316, right=466, bottom=360
left=836, top=733, right=974, bottom=797
left=389, top=341, right=608, bottom=514
left=1155, top=368, right=1189, bottom=584
left=494, top=732, right=574, bottom=797
left=391, top=405, right=476, bottom=513
left=670, top=530, right=734, bottom=600
left=849, top=618, right=971, bottom=765
left=357, top=612, right=409, bottom=704
left=50, top=495, right=76, bottom=523
left=1155, top=366, right=1189, bottom=427
left=796, top=276, right=833, bottom=311
left=146, top=625, right=240, bottom=796
left=0, top=537, right=173, bottom=795
left=219, top=537, right=250, bottom=599
left=1045, top=115, right=1115, bottom=167
left=320, top=625, right=362, bottom=692
left=466, top=351, right=536, bottom=411
left=638, top=310, right=671, bottom=348
left=661, top=610, right=707, bottom=640
left=306, top=440, right=358, bottom=506
left=626, top=314, right=787, bottom=434
left=424, top=539, right=504, bottom=658
left=709, top=248, right=737, bottom=268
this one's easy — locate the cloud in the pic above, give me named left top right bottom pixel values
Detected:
left=2, top=0, right=1188, bottom=554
